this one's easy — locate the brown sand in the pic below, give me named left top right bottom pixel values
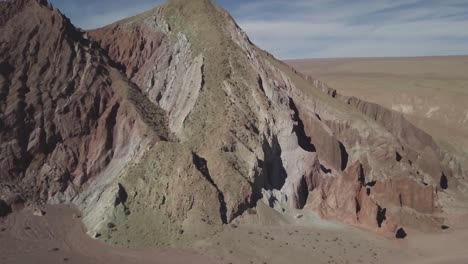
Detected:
left=0, top=205, right=218, bottom=264
left=196, top=206, right=468, bottom=264
left=2, top=205, right=468, bottom=264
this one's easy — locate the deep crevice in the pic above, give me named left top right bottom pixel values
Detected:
left=376, top=205, right=387, bottom=228
left=396, top=152, right=402, bottom=162
left=0, top=200, right=12, bottom=217
left=267, top=194, right=277, bottom=208
left=104, top=103, right=120, bottom=150
left=192, top=152, right=228, bottom=224
left=297, top=176, right=309, bottom=209
left=320, top=164, right=332, bottom=174
left=358, top=164, right=365, bottom=185
left=440, top=173, right=448, bottom=190
left=155, top=92, right=162, bottom=103
left=262, top=135, right=287, bottom=190
left=167, top=54, right=173, bottom=66
left=315, top=113, right=322, bottom=121
left=289, top=97, right=316, bottom=152
left=366, top=181, right=377, bottom=187
left=200, top=63, right=205, bottom=89
left=339, top=141, right=348, bottom=171
left=257, top=75, right=265, bottom=94
left=245, top=122, right=259, bottom=135
left=355, top=198, right=361, bottom=215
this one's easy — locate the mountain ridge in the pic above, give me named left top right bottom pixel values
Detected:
left=1, top=0, right=467, bottom=248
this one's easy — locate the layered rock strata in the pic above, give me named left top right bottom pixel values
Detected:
left=1, top=0, right=466, bottom=246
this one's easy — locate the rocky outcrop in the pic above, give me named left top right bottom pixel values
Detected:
left=90, top=16, right=204, bottom=138
left=0, top=0, right=168, bottom=226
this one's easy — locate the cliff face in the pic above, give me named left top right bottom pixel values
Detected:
left=0, top=0, right=223, bottom=244
left=88, top=0, right=468, bottom=239
left=0, top=0, right=162, bottom=201
left=1, top=0, right=467, bottom=246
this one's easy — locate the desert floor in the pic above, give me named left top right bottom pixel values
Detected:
left=0, top=205, right=217, bottom=264
left=2, top=204, right=468, bottom=264
left=287, top=56, right=468, bottom=163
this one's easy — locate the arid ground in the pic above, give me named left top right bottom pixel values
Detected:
left=2, top=203, right=468, bottom=264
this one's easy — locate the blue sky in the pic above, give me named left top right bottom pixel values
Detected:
left=49, top=0, right=468, bottom=59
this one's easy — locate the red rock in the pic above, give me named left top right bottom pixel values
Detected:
left=0, top=0, right=167, bottom=203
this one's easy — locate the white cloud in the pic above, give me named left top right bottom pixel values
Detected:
left=231, top=0, right=468, bottom=58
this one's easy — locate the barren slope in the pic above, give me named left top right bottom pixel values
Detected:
left=0, top=0, right=168, bottom=203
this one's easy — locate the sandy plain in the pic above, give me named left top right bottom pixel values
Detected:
left=2, top=203, right=468, bottom=264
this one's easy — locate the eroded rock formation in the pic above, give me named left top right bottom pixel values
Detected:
left=1, top=0, right=467, bottom=246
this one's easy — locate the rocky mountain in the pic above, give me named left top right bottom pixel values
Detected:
left=1, top=0, right=467, bottom=247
